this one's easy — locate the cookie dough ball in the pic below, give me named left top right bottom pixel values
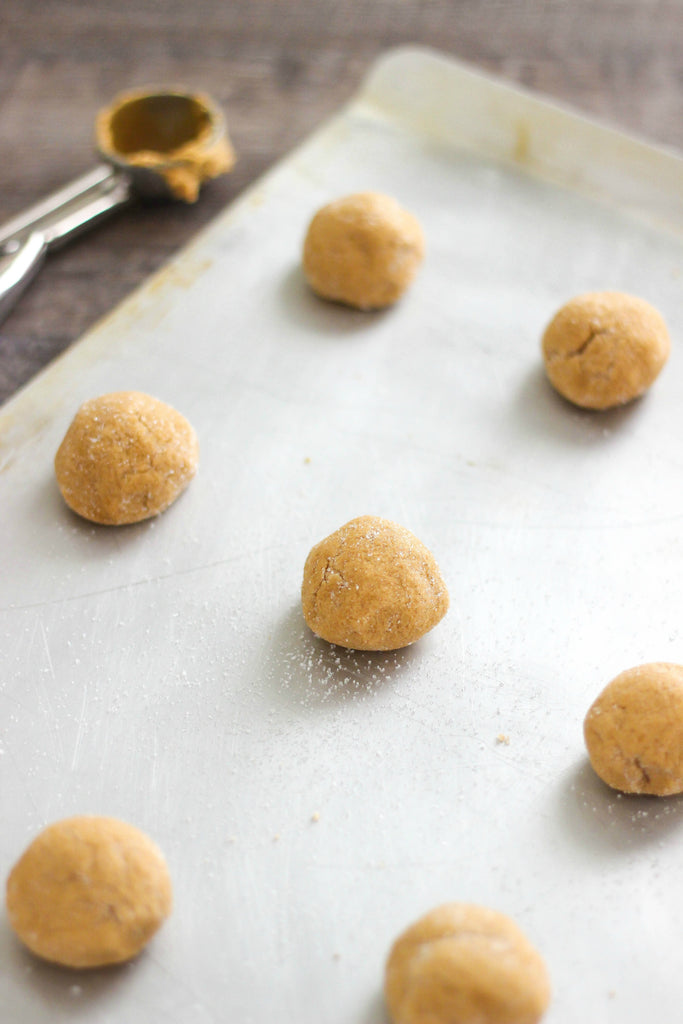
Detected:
left=6, top=816, right=172, bottom=968
left=584, top=662, right=683, bottom=795
left=54, top=391, right=199, bottom=524
left=385, top=903, right=551, bottom=1024
left=541, top=291, right=670, bottom=409
left=301, top=515, right=448, bottom=651
left=302, top=192, right=425, bottom=310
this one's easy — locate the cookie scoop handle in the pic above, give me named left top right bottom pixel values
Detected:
left=0, top=165, right=132, bottom=325
left=0, top=232, right=48, bottom=324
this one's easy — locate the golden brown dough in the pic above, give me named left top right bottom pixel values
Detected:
left=541, top=291, right=670, bottom=409
left=54, top=391, right=199, bottom=524
left=385, top=902, right=551, bottom=1024
left=6, top=816, right=172, bottom=968
left=302, top=192, right=425, bottom=309
left=584, top=662, right=683, bottom=795
left=301, top=515, right=448, bottom=651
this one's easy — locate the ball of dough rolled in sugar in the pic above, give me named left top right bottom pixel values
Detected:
left=301, top=515, right=448, bottom=651
left=54, top=391, right=199, bottom=524
left=541, top=291, right=670, bottom=409
left=6, top=816, right=172, bottom=968
left=302, top=192, right=425, bottom=309
left=584, top=662, right=683, bottom=795
left=385, top=902, right=551, bottom=1024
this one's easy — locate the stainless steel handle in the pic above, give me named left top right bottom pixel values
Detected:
left=0, top=232, right=48, bottom=323
left=0, top=165, right=133, bottom=325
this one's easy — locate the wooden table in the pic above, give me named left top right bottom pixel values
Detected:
left=1, top=0, right=681, bottom=405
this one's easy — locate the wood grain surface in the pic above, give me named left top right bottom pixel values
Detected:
left=1, top=0, right=682, bottom=404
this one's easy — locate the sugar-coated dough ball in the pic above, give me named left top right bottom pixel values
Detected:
left=584, top=662, right=683, bottom=795
left=541, top=291, right=670, bottom=409
left=6, top=816, right=172, bottom=968
left=385, top=903, right=551, bottom=1024
left=54, top=391, right=199, bottom=524
left=301, top=515, right=448, bottom=651
left=302, top=192, right=425, bottom=309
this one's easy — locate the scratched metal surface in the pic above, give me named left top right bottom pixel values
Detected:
left=1, top=48, right=683, bottom=1023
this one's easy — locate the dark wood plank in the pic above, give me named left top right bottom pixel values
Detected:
left=1, top=0, right=682, bottom=403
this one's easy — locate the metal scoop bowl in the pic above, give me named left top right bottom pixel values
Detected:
left=0, top=87, right=234, bottom=324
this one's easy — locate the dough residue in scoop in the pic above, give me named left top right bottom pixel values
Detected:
left=95, top=88, right=235, bottom=202
left=54, top=391, right=199, bottom=525
left=584, top=662, right=683, bottom=795
left=301, top=515, right=448, bottom=651
left=385, top=902, right=551, bottom=1024
left=302, top=192, right=425, bottom=310
left=6, top=816, right=172, bottom=968
left=541, top=291, right=670, bottom=409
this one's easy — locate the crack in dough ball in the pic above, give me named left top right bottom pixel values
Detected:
left=301, top=515, right=448, bottom=651
left=6, top=816, right=172, bottom=968
left=584, top=662, right=683, bottom=795
left=54, top=391, right=199, bottom=524
left=302, top=192, right=425, bottom=310
left=541, top=291, right=670, bottom=409
left=385, top=902, right=551, bottom=1024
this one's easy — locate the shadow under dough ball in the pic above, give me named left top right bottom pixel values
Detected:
left=302, top=192, right=425, bottom=309
left=584, top=662, right=683, bottom=795
left=541, top=291, right=670, bottom=409
left=301, top=515, right=449, bottom=651
left=54, top=391, right=199, bottom=524
left=6, top=816, right=172, bottom=968
left=385, top=902, right=551, bottom=1024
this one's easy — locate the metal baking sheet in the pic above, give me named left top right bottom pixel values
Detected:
left=2, top=46, right=683, bottom=1023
